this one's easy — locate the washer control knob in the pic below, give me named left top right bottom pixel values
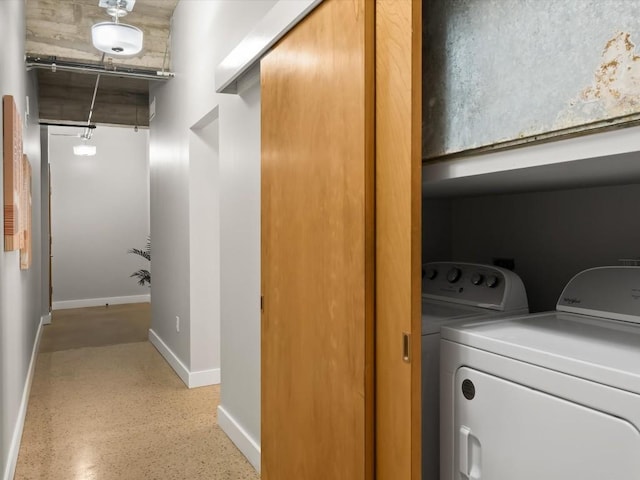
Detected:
left=447, top=267, right=462, bottom=283
left=486, top=274, right=500, bottom=288
left=471, top=273, right=484, bottom=286
left=425, top=268, right=438, bottom=280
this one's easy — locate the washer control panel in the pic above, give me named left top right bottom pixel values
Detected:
left=556, top=266, right=640, bottom=323
left=422, top=262, right=528, bottom=311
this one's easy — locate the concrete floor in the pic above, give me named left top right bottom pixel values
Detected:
left=38, top=303, right=151, bottom=353
left=14, top=303, right=259, bottom=480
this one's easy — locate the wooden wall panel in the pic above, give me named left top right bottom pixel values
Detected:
left=3, top=95, right=23, bottom=251
left=261, top=0, right=374, bottom=478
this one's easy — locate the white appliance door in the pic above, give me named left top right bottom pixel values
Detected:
left=454, top=367, right=640, bottom=480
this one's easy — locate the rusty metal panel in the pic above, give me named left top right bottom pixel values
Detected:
left=423, top=0, right=640, bottom=159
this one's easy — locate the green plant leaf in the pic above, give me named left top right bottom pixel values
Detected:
left=130, top=269, right=151, bottom=286
left=128, top=235, right=151, bottom=285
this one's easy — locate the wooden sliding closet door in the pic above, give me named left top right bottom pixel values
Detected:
left=376, top=1, right=423, bottom=479
left=260, top=0, right=374, bottom=479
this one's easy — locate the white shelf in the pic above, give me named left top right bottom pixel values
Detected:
left=422, top=126, right=640, bottom=197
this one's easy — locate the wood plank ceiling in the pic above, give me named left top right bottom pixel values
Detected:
left=26, top=0, right=178, bottom=127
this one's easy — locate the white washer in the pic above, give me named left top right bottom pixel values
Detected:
left=440, top=266, right=640, bottom=480
left=421, top=262, right=528, bottom=480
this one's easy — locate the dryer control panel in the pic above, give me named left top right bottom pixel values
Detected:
left=422, top=262, right=528, bottom=312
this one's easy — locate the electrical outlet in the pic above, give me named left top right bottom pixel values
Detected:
left=176, top=315, right=180, bottom=332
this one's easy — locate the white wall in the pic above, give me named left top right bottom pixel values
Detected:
left=0, top=2, right=45, bottom=478
left=217, top=68, right=262, bottom=462
left=49, top=125, right=150, bottom=308
left=40, top=128, right=50, bottom=319
left=189, top=114, right=220, bottom=377
left=149, top=0, right=278, bottom=468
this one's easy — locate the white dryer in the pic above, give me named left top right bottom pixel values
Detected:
left=421, top=262, right=528, bottom=480
left=440, top=266, right=640, bottom=480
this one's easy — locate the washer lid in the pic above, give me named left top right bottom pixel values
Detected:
left=442, top=312, right=640, bottom=395
left=422, top=298, right=496, bottom=334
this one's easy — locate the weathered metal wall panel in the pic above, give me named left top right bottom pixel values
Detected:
left=423, top=0, right=640, bottom=159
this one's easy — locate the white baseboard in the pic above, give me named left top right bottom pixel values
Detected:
left=148, top=329, right=220, bottom=388
left=41, top=312, right=52, bottom=325
left=3, top=316, right=44, bottom=480
left=189, top=367, right=221, bottom=388
left=52, top=294, right=150, bottom=310
left=217, top=405, right=261, bottom=473
left=148, top=328, right=190, bottom=386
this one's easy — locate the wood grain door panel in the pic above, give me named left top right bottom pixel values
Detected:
left=376, top=1, right=423, bottom=479
left=261, top=0, right=374, bottom=478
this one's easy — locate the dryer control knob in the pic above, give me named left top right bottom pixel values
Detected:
left=471, top=273, right=484, bottom=286
left=486, top=274, right=499, bottom=288
left=447, top=267, right=462, bottom=283
left=425, top=268, right=438, bottom=280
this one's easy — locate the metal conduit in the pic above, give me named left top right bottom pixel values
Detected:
left=26, top=57, right=174, bottom=81
left=83, top=74, right=101, bottom=139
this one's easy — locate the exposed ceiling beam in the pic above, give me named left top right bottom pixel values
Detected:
left=37, top=70, right=149, bottom=127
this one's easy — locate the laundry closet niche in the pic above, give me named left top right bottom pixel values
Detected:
left=422, top=0, right=640, bottom=310
left=419, top=135, right=640, bottom=480
left=419, top=1, right=640, bottom=478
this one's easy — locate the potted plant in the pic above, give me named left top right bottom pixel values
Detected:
left=128, top=236, right=151, bottom=286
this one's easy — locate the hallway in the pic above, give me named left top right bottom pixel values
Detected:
left=13, top=304, right=259, bottom=480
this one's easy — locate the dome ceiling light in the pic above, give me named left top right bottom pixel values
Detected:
left=91, top=0, right=143, bottom=56
left=74, top=139, right=97, bottom=157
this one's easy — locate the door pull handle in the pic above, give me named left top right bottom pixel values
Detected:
left=402, top=332, right=411, bottom=363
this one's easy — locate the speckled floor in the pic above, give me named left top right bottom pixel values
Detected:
left=14, top=305, right=260, bottom=480
left=38, top=303, right=151, bottom=353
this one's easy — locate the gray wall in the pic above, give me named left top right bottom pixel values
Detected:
left=149, top=0, right=277, bottom=466
left=218, top=66, right=262, bottom=453
left=0, top=2, right=44, bottom=478
left=189, top=117, right=220, bottom=374
left=422, top=199, right=452, bottom=265
left=49, top=126, right=150, bottom=306
left=423, top=183, right=640, bottom=313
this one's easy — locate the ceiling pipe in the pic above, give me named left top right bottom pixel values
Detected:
left=25, top=56, right=174, bottom=81
left=39, top=122, right=97, bottom=129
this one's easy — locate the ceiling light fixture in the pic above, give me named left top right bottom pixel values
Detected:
left=106, top=5, right=128, bottom=17
left=73, top=139, right=97, bottom=157
left=91, top=0, right=143, bottom=56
